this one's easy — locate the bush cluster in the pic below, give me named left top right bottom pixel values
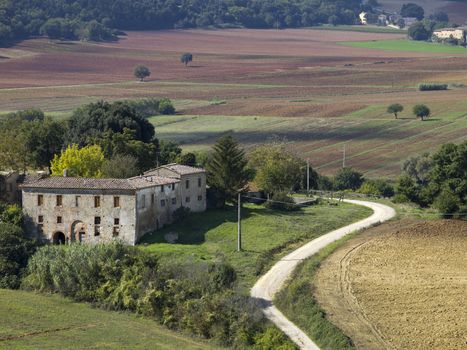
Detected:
left=22, top=243, right=295, bottom=348
left=265, top=192, right=298, bottom=212
left=418, top=83, right=448, bottom=91
left=395, top=141, right=466, bottom=217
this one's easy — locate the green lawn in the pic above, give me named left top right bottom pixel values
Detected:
left=140, top=202, right=372, bottom=289
left=341, top=39, right=467, bottom=54
left=0, top=289, right=221, bottom=350
left=311, top=25, right=406, bottom=34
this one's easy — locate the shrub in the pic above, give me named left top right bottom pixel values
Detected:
left=265, top=192, right=298, bottom=211
left=0, top=222, right=37, bottom=289
left=433, top=189, right=460, bottom=218
left=22, top=243, right=294, bottom=347
left=334, top=167, right=364, bottom=191
left=418, top=83, right=448, bottom=91
left=172, top=206, right=191, bottom=222
left=358, top=179, right=394, bottom=198
left=158, top=98, right=176, bottom=115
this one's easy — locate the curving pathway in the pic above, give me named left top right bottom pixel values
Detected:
left=250, top=200, right=396, bottom=350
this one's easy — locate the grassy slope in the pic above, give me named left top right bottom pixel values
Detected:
left=0, top=289, right=220, bottom=350
left=342, top=39, right=467, bottom=54
left=140, top=202, right=372, bottom=289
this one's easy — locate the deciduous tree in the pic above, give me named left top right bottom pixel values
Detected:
left=387, top=103, right=403, bottom=119
left=134, top=65, right=151, bottom=82
left=413, top=104, right=430, bottom=120
left=50, top=144, right=105, bottom=178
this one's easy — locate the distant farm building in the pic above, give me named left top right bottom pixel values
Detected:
left=433, top=27, right=467, bottom=44
left=359, top=12, right=368, bottom=25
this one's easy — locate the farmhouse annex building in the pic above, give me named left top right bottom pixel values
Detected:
left=21, top=164, right=206, bottom=245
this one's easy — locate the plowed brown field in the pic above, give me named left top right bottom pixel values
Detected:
left=1, top=29, right=466, bottom=176
left=314, top=220, right=467, bottom=350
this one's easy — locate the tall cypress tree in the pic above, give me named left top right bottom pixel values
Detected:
left=206, top=135, right=253, bottom=207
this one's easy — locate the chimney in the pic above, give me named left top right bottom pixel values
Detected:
left=63, top=169, right=68, bottom=177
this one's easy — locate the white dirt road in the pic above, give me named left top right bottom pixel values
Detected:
left=250, top=200, right=396, bottom=350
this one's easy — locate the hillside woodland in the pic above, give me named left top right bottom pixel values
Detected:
left=0, top=0, right=363, bottom=44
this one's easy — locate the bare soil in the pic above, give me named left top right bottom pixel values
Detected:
left=314, top=219, right=467, bottom=350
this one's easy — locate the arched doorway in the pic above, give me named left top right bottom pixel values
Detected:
left=53, top=231, right=66, bottom=245
left=71, top=221, right=86, bottom=243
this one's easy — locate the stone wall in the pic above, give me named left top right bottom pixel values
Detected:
left=22, top=189, right=137, bottom=245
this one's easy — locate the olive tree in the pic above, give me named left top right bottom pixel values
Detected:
left=387, top=103, right=403, bottom=119
left=134, top=65, right=151, bottom=82
left=180, top=53, right=193, bottom=66
left=413, top=104, right=430, bottom=121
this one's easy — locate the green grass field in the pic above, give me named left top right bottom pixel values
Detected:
left=311, top=25, right=406, bottom=34
left=0, top=289, right=221, bottom=350
left=342, top=39, right=467, bottom=54
left=140, top=202, right=372, bottom=289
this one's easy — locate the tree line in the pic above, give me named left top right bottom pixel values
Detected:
left=0, top=0, right=363, bottom=45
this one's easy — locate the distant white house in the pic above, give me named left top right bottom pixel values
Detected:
left=433, top=27, right=467, bottom=44
left=359, top=12, right=368, bottom=25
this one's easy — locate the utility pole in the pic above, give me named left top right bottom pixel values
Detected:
left=343, top=144, right=346, bottom=168
left=237, top=192, right=242, bottom=252
left=306, top=159, right=310, bottom=192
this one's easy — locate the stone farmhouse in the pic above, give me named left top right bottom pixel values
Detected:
left=21, top=164, right=206, bottom=245
left=433, top=27, right=467, bottom=44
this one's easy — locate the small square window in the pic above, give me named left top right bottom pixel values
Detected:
left=186, top=196, right=190, bottom=203
left=94, top=216, right=101, bottom=225
left=37, top=195, right=43, bottom=206
left=38, top=224, right=44, bottom=233
left=171, top=183, right=175, bottom=190
left=186, top=180, right=190, bottom=189
left=198, top=178, right=202, bottom=187
left=94, top=196, right=100, bottom=208
left=198, top=195, right=203, bottom=201
left=38, top=215, right=44, bottom=223
left=171, top=198, right=176, bottom=205
left=114, top=196, right=120, bottom=208
left=56, top=195, right=62, bottom=206
left=112, top=226, right=119, bottom=237
left=114, top=218, right=120, bottom=225
left=57, top=216, right=62, bottom=224
left=161, top=199, right=166, bottom=207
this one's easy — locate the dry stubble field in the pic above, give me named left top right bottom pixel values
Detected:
left=1, top=29, right=466, bottom=176
left=314, top=220, right=467, bottom=350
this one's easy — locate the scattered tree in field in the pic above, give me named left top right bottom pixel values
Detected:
left=206, top=135, right=253, bottom=207
left=401, top=3, right=424, bottom=20
left=387, top=103, right=403, bottom=119
left=134, top=65, right=151, bottom=82
left=334, top=167, right=364, bottom=191
left=249, top=142, right=304, bottom=195
left=180, top=53, right=193, bottom=66
left=413, top=104, right=430, bottom=121
left=50, top=144, right=105, bottom=178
